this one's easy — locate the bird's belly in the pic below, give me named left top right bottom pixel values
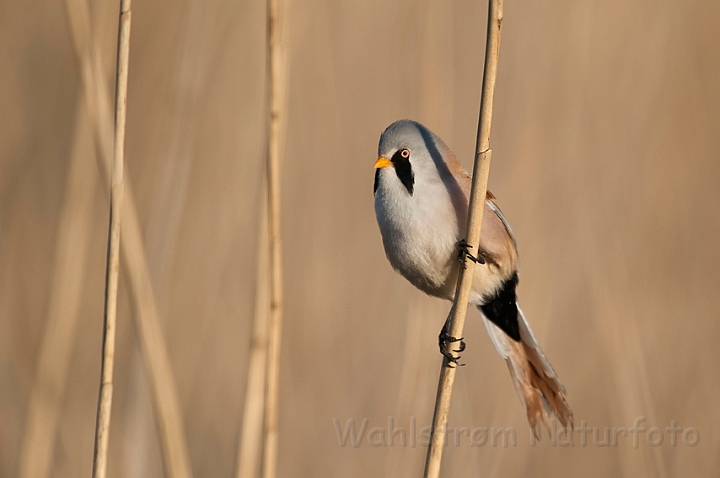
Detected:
left=375, top=195, right=459, bottom=299
left=374, top=192, right=508, bottom=305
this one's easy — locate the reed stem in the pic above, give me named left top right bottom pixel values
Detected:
left=261, top=0, right=286, bottom=476
left=422, top=1, right=503, bottom=477
left=91, top=2, right=131, bottom=477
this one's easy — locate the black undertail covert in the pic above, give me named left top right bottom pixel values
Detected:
left=480, top=272, right=521, bottom=341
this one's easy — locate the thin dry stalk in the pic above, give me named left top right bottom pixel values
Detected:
left=60, top=0, right=194, bottom=475
left=422, top=1, right=503, bottom=477
left=262, top=0, right=286, bottom=475
left=236, top=191, right=270, bottom=478
left=18, top=1, right=128, bottom=476
left=91, top=1, right=132, bottom=477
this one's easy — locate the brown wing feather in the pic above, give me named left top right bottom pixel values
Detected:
left=441, top=147, right=517, bottom=276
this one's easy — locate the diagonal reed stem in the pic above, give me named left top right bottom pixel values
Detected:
left=422, top=1, right=503, bottom=477
left=21, top=1, right=191, bottom=476
left=236, top=186, right=270, bottom=478
left=91, top=1, right=132, bottom=477
left=62, top=0, right=194, bottom=475
left=18, top=95, right=96, bottom=478
left=17, top=3, right=106, bottom=476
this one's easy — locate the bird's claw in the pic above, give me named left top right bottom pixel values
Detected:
left=438, top=330, right=466, bottom=367
left=457, top=239, right=485, bottom=269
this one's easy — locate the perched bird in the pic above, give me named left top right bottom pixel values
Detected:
left=373, top=119, right=572, bottom=437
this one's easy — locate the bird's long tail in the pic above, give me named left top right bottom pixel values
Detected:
left=481, top=305, right=573, bottom=439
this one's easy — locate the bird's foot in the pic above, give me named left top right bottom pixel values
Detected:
left=457, top=239, right=485, bottom=269
left=438, top=329, right=466, bottom=367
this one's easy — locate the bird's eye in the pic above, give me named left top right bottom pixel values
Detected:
left=400, top=148, right=410, bottom=159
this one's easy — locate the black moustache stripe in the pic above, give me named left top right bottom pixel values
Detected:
left=391, top=149, right=414, bottom=195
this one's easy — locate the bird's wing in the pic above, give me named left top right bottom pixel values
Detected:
left=443, top=146, right=517, bottom=268
left=485, top=196, right=517, bottom=248
left=443, top=145, right=515, bottom=242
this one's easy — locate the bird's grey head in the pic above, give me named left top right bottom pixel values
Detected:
left=374, top=119, right=450, bottom=197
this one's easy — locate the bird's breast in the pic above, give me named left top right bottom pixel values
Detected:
left=374, top=175, right=460, bottom=299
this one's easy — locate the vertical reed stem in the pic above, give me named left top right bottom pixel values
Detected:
left=262, top=0, right=285, bottom=476
left=92, top=1, right=132, bottom=477
left=422, top=1, right=503, bottom=477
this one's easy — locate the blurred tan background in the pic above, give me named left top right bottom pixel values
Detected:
left=1, top=0, right=719, bottom=476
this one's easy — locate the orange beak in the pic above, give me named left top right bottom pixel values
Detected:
left=374, top=156, right=392, bottom=169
